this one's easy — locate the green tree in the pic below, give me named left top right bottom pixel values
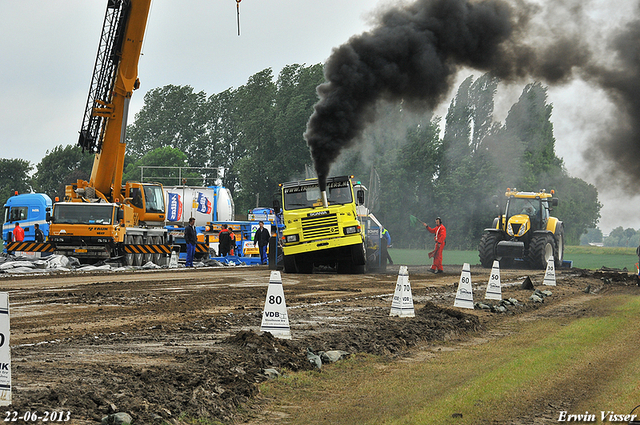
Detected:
left=122, top=146, right=201, bottom=186
left=0, top=158, right=33, bottom=214
left=126, top=85, right=207, bottom=163
left=579, top=228, right=603, bottom=245
left=32, top=145, right=93, bottom=201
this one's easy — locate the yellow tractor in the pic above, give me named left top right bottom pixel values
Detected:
left=478, top=189, right=564, bottom=269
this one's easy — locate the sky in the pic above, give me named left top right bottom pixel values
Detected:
left=0, top=0, right=637, bottom=234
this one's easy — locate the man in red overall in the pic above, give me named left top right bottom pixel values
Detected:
left=424, top=217, right=446, bottom=273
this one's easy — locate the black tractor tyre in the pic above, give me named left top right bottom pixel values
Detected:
left=554, top=225, right=564, bottom=268
left=478, top=232, right=501, bottom=268
left=529, top=233, right=555, bottom=269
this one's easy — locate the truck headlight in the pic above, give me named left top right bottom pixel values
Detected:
left=343, top=225, right=360, bottom=235
left=285, top=234, right=299, bottom=243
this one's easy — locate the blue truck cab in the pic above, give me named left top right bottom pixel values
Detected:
left=2, top=193, right=52, bottom=244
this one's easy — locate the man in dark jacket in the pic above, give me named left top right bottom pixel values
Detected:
left=218, top=224, right=232, bottom=257
left=34, top=223, right=44, bottom=243
left=254, top=221, right=271, bottom=265
left=184, top=217, right=197, bottom=267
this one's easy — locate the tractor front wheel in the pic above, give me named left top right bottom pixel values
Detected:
left=478, top=232, right=500, bottom=268
left=529, top=233, right=555, bottom=269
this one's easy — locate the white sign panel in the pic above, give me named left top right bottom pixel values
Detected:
left=0, top=293, right=11, bottom=405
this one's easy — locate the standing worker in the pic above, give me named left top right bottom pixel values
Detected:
left=254, top=221, right=270, bottom=265
left=424, top=217, right=446, bottom=273
left=218, top=224, right=232, bottom=257
left=381, top=227, right=394, bottom=265
left=184, top=217, right=197, bottom=267
left=34, top=223, right=44, bottom=243
left=13, top=222, right=24, bottom=242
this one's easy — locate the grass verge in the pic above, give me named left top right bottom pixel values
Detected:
left=389, top=246, right=639, bottom=271
left=257, top=294, right=640, bottom=424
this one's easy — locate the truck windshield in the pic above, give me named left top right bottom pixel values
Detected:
left=143, top=185, right=165, bottom=214
left=53, top=204, right=114, bottom=225
left=283, top=181, right=352, bottom=210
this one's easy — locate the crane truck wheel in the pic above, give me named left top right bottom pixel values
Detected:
left=528, top=233, right=555, bottom=269
left=123, top=235, right=134, bottom=266
left=152, top=236, right=163, bottom=265
left=478, top=232, right=501, bottom=268
left=143, top=236, right=153, bottom=265
left=133, top=235, right=143, bottom=266
left=554, top=225, right=564, bottom=268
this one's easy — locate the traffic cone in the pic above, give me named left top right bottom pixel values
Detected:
left=454, top=263, right=474, bottom=309
left=390, top=266, right=415, bottom=317
left=484, top=260, right=502, bottom=300
left=260, top=271, right=291, bottom=339
left=543, top=256, right=556, bottom=286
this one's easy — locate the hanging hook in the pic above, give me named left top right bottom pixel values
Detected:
left=236, top=0, right=241, bottom=36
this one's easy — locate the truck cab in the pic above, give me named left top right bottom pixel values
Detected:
left=2, top=193, right=52, bottom=243
left=280, top=176, right=366, bottom=273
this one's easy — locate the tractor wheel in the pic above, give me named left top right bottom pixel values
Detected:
left=529, top=233, right=555, bottom=269
left=478, top=232, right=500, bottom=268
left=554, top=225, right=564, bottom=268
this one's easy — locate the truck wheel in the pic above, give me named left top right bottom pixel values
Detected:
left=124, top=235, right=134, bottom=266
left=351, top=242, right=366, bottom=266
left=478, top=232, right=500, bottom=268
left=554, top=225, right=564, bottom=268
left=133, top=235, right=143, bottom=266
left=143, top=236, right=153, bottom=265
left=152, top=236, right=163, bottom=265
left=529, top=233, right=555, bottom=269
left=283, top=254, right=296, bottom=273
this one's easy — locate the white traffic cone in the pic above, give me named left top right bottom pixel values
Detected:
left=169, top=251, right=178, bottom=268
left=390, top=265, right=415, bottom=317
left=260, top=271, right=292, bottom=339
left=454, top=263, right=474, bottom=309
left=485, top=260, right=502, bottom=300
left=543, top=256, right=556, bottom=286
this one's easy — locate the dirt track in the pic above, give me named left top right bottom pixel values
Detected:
left=2, top=263, right=637, bottom=424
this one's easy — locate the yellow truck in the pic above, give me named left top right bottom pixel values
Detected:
left=279, top=176, right=367, bottom=273
left=478, top=188, right=564, bottom=269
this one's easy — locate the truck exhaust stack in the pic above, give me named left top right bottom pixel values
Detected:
left=321, top=191, right=328, bottom=208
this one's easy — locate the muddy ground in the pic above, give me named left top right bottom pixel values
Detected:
left=1, top=262, right=638, bottom=424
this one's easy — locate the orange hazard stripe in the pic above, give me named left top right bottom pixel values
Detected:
left=124, top=245, right=173, bottom=254
left=6, top=242, right=55, bottom=253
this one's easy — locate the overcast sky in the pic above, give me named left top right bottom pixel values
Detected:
left=1, top=0, right=637, bottom=234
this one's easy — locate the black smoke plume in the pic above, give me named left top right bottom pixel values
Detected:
left=305, top=0, right=639, bottom=191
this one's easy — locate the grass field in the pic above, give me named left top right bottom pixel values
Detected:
left=390, top=245, right=639, bottom=271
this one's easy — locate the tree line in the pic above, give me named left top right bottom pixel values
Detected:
left=1, top=64, right=601, bottom=250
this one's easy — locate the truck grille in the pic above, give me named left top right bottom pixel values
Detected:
left=301, top=214, right=339, bottom=239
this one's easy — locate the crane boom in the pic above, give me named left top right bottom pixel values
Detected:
left=77, top=0, right=151, bottom=202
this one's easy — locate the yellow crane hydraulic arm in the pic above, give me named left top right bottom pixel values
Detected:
left=77, top=0, right=152, bottom=203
